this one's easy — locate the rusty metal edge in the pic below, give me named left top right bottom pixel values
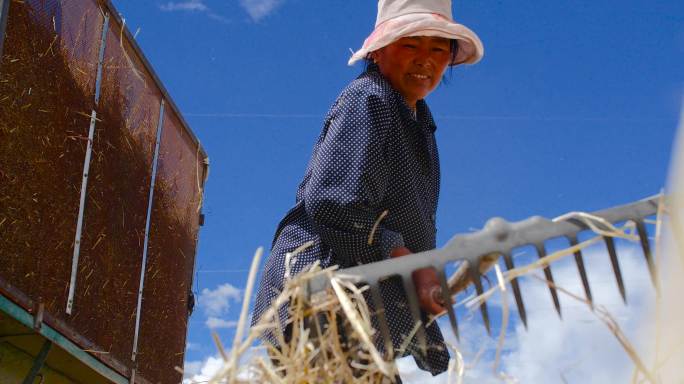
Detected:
left=97, top=0, right=208, bottom=164
left=183, top=167, right=207, bottom=373
left=0, top=0, right=10, bottom=63
left=0, top=275, right=153, bottom=384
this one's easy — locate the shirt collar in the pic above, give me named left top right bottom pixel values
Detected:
left=364, top=64, right=438, bottom=133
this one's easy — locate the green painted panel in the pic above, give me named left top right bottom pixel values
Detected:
left=0, top=342, right=74, bottom=384
left=0, top=295, right=127, bottom=384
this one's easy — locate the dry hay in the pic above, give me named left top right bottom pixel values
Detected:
left=181, top=194, right=681, bottom=384
left=205, top=247, right=400, bottom=383
left=642, top=110, right=684, bottom=383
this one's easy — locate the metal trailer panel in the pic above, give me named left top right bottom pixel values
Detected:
left=63, top=10, right=162, bottom=368
left=0, top=0, right=103, bottom=321
left=0, top=1, right=208, bottom=383
left=135, top=107, right=207, bottom=383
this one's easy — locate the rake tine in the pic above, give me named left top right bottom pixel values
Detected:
left=603, top=236, right=627, bottom=303
left=635, top=220, right=660, bottom=294
left=401, top=274, right=428, bottom=355
left=436, top=267, right=459, bottom=341
left=502, top=253, right=527, bottom=329
left=568, top=235, right=593, bottom=309
left=368, top=282, right=394, bottom=361
left=469, top=263, right=491, bottom=335
left=535, top=243, right=562, bottom=318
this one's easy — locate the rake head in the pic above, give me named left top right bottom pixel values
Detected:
left=307, top=195, right=661, bottom=359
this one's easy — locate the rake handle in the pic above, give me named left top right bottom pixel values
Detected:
left=391, top=247, right=445, bottom=315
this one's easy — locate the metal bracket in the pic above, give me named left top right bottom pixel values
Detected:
left=66, top=12, right=110, bottom=315
left=21, top=340, right=52, bottom=384
left=33, top=302, right=45, bottom=331
left=131, top=98, right=165, bottom=364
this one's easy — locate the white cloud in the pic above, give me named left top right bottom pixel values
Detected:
left=182, top=347, right=267, bottom=383
left=159, top=0, right=282, bottom=22
left=393, top=305, right=508, bottom=383
left=158, top=0, right=229, bottom=23
left=199, top=283, right=242, bottom=317
left=433, top=244, right=655, bottom=383
left=182, top=360, right=203, bottom=379
left=206, top=316, right=239, bottom=329
left=239, top=0, right=284, bottom=22
left=182, top=355, right=224, bottom=384
left=392, top=243, right=658, bottom=383
left=499, top=245, right=656, bottom=383
left=160, top=0, right=208, bottom=12
left=396, top=356, right=448, bottom=383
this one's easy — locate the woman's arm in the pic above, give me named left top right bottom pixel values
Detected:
left=303, top=90, right=403, bottom=266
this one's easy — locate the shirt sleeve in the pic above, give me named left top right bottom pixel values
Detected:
left=303, top=89, right=404, bottom=266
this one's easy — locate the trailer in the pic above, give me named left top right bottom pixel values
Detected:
left=0, top=1, right=208, bottom=383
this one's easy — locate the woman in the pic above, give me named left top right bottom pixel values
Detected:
left=252, top=0, right=483, bottom=376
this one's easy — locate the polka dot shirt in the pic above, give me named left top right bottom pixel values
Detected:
left=252, top=64, right=450, bottom=375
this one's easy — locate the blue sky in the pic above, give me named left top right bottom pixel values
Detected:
left=113, top=1, right=683, bottom=382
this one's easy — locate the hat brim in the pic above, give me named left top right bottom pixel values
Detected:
left=348, top=13, right=484, bottom=66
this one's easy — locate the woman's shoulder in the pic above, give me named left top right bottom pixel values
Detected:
left=330, top=70, right=398, bottom=115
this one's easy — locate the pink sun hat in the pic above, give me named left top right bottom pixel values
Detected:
left=348, top=0, right=484, bottom=66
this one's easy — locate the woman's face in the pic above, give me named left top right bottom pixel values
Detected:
left=372, top=36, right=452, bottom=108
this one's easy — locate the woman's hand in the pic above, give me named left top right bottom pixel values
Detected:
left=390, top=247, right=446, bottom=315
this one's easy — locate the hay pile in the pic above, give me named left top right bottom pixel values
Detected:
left=189, top=197, right=675, bottom=384
left=204, top=247, right=404, bottom=383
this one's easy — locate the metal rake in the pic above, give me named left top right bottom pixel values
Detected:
left=307, top=194, right=661, bottom=357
